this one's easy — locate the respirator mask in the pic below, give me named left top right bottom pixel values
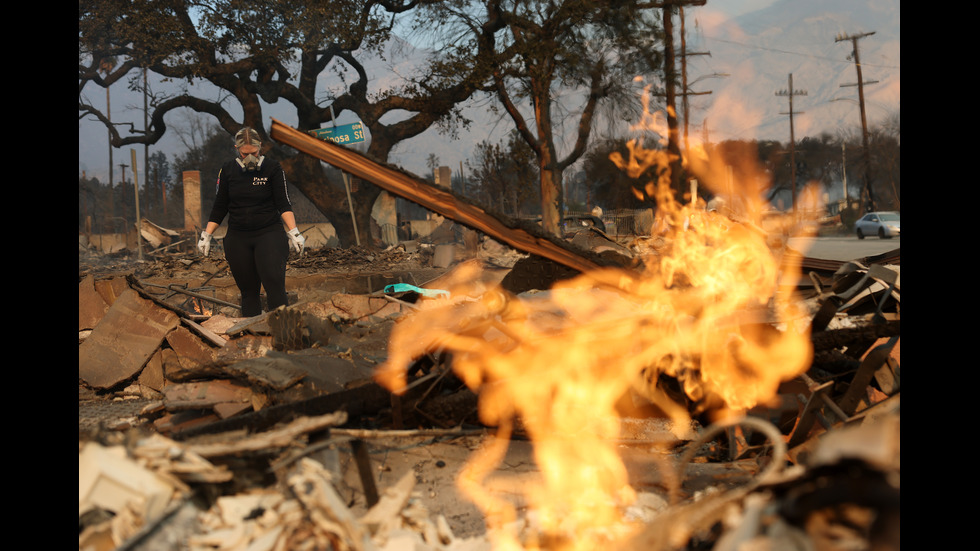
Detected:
left=237, top=153, right=264, bottom=172
left=234, top=126, right=265, bottom=172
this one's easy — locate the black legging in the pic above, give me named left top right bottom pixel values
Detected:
left=223, top=228, right=289, bottom=317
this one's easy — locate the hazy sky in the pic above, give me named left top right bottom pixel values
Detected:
left=710, top=0, right=778, bottom=16
left=77, top=0, right=789, bottom=182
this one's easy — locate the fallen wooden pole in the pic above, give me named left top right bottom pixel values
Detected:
left=141, top=281, right=240, bottom=310
left=269, top=118, right=633, bottom=285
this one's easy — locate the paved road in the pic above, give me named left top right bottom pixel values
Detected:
left=787, top=235, right=901, bottom=262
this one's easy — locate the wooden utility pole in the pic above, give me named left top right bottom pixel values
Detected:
left=776, top=73, right=807, bottom=215
left=131, top=149, right=143, bottom=261
left=836, top=31, right=878, bottom=213
left=118, top=163, right=128, bottom=233
left=107, top=89, right=113, bottom=190
left=679, top=7, right=712, bottom=159
left=143, top=69, right=150, bottom=219
left=655, top=0, right=707, bottom=199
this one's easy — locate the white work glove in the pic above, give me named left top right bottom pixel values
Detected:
left=287, top=227, right=306, bottom=254
left=197, top=231, right=213, bottom=256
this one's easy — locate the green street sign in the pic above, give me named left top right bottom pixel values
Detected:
left=309, top=122, right=366, bottom=145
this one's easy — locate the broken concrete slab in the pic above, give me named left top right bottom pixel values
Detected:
left=328, top=293, right=407, bottom=323
left=213, top=401, right=252, bottom=419
left=222, top=312, right=273, bottom=337
left=95, top=275, right=132, bottom=304
left=220, top=352, right=308, bottom=391
left=79, top=287, right=181, bottom=389
left=200, top=313, right=244, bottom=336
left=163, top=325, right=220, bottom=381
left=138, top=348, right=173, bottom=393
left=79, top=274, right=110, bottom=331
left=222, top=348, right=375, bottom=396
left=163, top=379, right=253, bottom=412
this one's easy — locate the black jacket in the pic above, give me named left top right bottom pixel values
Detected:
left=207, top=157, right=293, bottom=232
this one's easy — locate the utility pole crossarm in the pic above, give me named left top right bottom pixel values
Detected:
left=840, top=80, right=879, bottom=88
left=835, top=31, right=876, bottom=43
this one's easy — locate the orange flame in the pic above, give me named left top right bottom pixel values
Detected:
left=192, top=297, right=213, bottom=316
left=375, top=98, right=813, bottom=550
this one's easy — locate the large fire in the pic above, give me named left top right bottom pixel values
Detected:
left=375, top=103, right=813, bottom=550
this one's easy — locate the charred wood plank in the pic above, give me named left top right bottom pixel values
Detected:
left=170, top=381, right=392, bottom=441
left=810, top=320, right=900, bottom=354
left=810, top=349, right=861, bottom=375
left=351, top=439, right=380, bottom=508
left=809, top=298, right=840, bottom=333
left=787, top=379, right=835, bottom=449
left=184, top=411, right=348, bottom=458
left=269, top=119, right=633, bottom=283
left=838, top=336, right=899, bottom=416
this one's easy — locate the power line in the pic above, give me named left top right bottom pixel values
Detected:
left=698, top=35, right=899, bottom=69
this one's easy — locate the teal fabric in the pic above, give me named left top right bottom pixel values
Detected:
left=383, top=283, right=449, bottom=298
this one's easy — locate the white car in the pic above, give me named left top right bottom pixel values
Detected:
left=855, top=211, right=900, bottom=239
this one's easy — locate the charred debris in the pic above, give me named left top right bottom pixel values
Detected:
left=80, top=145, right=899, bottom=550
left=79, top=221, right=899, bottom=551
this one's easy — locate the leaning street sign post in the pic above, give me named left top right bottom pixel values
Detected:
left=308, top=122, right=365, bottom=145
left=311, top=116, right=365, bottom=246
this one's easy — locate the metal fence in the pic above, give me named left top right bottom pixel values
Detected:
left=512, top=209, right=656, bottom=239
left=588, top=209, right=655, bottom=238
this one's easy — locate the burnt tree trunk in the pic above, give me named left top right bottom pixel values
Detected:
left=280, top=155, right=381, bottom=249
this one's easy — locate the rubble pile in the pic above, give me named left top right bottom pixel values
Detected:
left=80, top=121, right=898, bottom=551
left=80, top=149, right=900, bottom=551
left=79, top=235, right=899, bottom=551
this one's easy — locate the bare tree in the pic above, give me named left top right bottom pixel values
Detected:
left=466, top=130, right=538, bottom=215
left=414, top=0, right=664, bottom=236
left=79, top=0, right=496, bottom=247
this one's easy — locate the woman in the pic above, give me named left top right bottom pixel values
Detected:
left=197, top=126, right=306, bottom=317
